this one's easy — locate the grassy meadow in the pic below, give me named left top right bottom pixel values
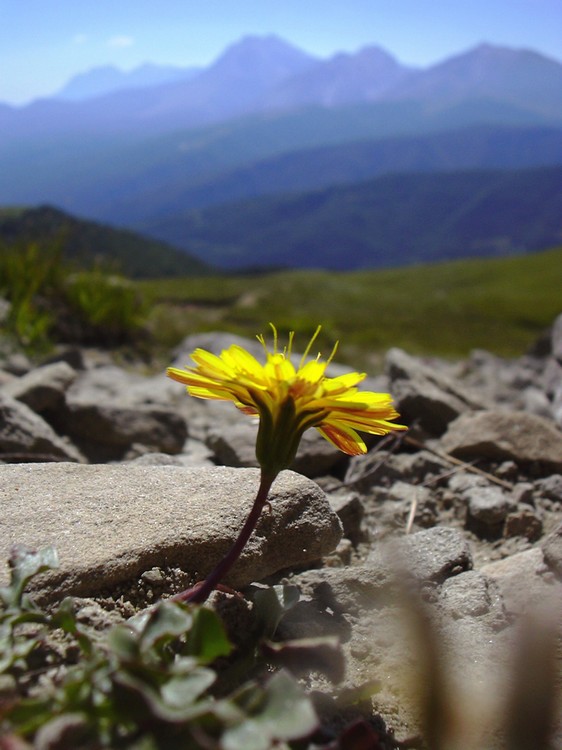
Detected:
left=140, top=246, right=562, bottom=370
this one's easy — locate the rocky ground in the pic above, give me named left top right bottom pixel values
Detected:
left=1, top=315, right=562, bottom=747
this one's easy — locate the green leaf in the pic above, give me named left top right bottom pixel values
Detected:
left=223, top=671, right=317, bottom=750
left=112, top=671, right=215, bottom=724
left=107, top=624, right=140, bottom=662
left=137, top=601, right=193, bottom=652
left=261, top=636, right=345, bottom=683
left=1, top=546, right=58, bottom=607
left=251, top=584, right=301, bottom=639
left=183, top=607, right=231, bottom=663
left=51, top=598, right=93, bottom=656
left=160, top=668, right=216, bottom=708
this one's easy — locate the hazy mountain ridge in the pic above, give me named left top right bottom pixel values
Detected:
left=0, top=205, right=211, bottom=278
left=2, top=36, right=561, bottom=139
left=138, top=165, right=562, bottom=271
left=107, top=125, right=562, bottom=224
left=385, top=44, right=562, bottom=118
left=1, top=34, right=562, bottom=274
left=54, top=63, right=202, bottom=101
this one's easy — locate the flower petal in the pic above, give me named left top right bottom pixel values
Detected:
left=316, top=423, right=367, bottom=455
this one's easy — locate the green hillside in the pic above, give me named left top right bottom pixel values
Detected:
left=141, top=246, right=562, bottom=365
left=0, top=205, right=210, bottom=279
left=141, top=166, right=562, bottom=270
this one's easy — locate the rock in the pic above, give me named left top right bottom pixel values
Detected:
left=127, top=444, right=214, bottom=469
left=345, top=449, right=406, bottom=491
left=384, top=481, right=437, bottom=529
left=207, top=421, right=259, bottom=468
left=535, top=474, right=562, bottom=503
left=65, top=365, right=177, bottom=409
left=552, top=312, right=562, bottom=364
left=385, top=347, right=486, bottom=435
left=401, top=526, right=473, bottom=583
left=40, top=346, right=86, bottom=371
left=439, top=570, right=505, bottom=622
left=290, top=564, right=392, bottom=617
left=1, top=361, right=77, bottom=413
left=481, top=548, right=562, bottom=616
left=465, top=486, right=512, bottom=539
left=327, top=492, right=364, bottom=544
left=440, top=410, right=562, bottom=473
left=172, top=332, right=267, bottom=368
left=368, top=526, right=472, bottom=584
left=0, top=394, right=83, bottom=463
left=543, top=358, right=562, bottom=399
left=503, top=507, right=543, bottom=541
left=0, top=465, right=342, bottom=600
left=0, top=297, right=11, bottom=323
left=207, top=416, right=346, bottom=478
left=2, top=352, right=31, bottom=376
left=511, top=482, right=534, bottom=505
left=541, top=523, right=562, bottom=578
left=50, top=401, right=188, bottom=461
left=290, top=429, right=348, bottom=478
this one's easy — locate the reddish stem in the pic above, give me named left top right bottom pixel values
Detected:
left=173, top=471, right=275, bottom=604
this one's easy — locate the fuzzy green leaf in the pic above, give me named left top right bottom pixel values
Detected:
left=183, top=606, right=231, bottom=663
left=138, top=601, right=193, bottom=652
left=0, top=546, right=58, bottom=607
left=223, top=670, right=317, bottom=750
left=251, top=584, right=300, bottom=639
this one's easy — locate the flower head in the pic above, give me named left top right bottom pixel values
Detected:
left=167, top=326, right=406, bottom=478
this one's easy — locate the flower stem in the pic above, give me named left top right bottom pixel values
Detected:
left=173, top=471, right=276, bottom=604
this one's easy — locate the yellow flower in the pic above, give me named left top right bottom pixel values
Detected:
left=167, top=326, right=406, bottom=478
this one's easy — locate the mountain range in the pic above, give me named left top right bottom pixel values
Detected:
left=1, top=35, right=562, bottom=273
left=54, top=63, right=203, bottom=101
left=138, top=166, right=562, bottom=271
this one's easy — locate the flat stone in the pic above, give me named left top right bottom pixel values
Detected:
left=0, top=464, right=342, bottom=601
left=440, top=410, right=562, bottom=473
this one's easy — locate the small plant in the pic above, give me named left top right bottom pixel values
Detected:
left=63, top=268, right=147, bottom=345
left=0, top=242, right=62, bottom=348
left=0, top=546, right=325, bottom=749
left=0, top=241, right=148, bottom=350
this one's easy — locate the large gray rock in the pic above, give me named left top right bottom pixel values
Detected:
left=385, top=347, right=486, bottom=435
left=51, top=400, right=188, bottom=461
left=1, top=361, right=77, bottom=413
left=0, top=394, right=83, bottom=462
left=206, top=420, right=346, bottom=478
left=0, top=465, right=342, bottom=600
left=440, top=410, right=562, bottom=472
left=65, top=365, right=177, bottom=409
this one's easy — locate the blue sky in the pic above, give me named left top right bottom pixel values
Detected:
left=1, top=0, right=561, bottom=105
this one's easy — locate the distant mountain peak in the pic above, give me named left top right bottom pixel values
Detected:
left=209, top=33, right=318, bottom=78
left=55, top=62, right=201, bottom=102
